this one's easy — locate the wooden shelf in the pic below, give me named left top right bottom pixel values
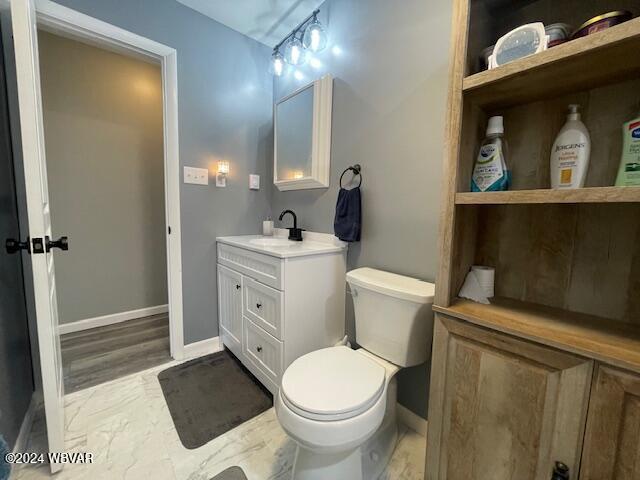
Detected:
left=433, top=297, right=640, bottom=373
left=463, top=17, right=640, bottom=108
left=455, top=186, right=640, bottom=205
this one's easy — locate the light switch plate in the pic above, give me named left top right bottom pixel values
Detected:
left=249, top=174, right=260, bottom=190
left=184, top=166, right=209, bottom=185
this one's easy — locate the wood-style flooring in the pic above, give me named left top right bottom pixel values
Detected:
left=61, top=313, right=171, bottom=393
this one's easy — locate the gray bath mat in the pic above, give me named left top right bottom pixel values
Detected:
left=211, top=466, right=248, bottom=480
left=158, top=350, right=272, bottom=449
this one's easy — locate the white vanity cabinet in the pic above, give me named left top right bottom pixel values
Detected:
left=216, top=232, right=347, bottom=394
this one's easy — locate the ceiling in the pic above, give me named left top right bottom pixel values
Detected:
left=176, top=0, right=325, bottom=47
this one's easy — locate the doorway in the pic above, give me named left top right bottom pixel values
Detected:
left=37, top=29, right=171, bottom=393
left=7, top=1, right=183, bottom=471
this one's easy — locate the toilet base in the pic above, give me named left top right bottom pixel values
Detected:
left=362, top=402, right=398, bottom=480
left=292, top=446, right=362, bottom=480
left=290, top=403, right=399, bottom=480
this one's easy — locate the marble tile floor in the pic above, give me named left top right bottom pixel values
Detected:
left=13, top=357, right=426, bottom=480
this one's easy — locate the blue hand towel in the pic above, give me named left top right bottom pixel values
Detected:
left=334, top=186, right=361, bottom=242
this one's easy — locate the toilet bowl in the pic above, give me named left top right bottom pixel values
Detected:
left=276, top=347, right=399, bottom=479
left=276, top=268, right=435, bottom=480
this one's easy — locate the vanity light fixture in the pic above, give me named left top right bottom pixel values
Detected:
left=216, top=161, right=229, bottom=187
left=271, top=9, right=327, bottom=75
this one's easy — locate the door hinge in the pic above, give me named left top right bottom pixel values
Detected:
left=31, top=237, right=45, bottom=254
left=168, top=226, right=171, bottom=235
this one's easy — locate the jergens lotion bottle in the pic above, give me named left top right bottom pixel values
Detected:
left=550, top=105, right=591, bottom=189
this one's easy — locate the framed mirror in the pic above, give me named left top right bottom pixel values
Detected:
left=274, top=74, right=333, bottom=191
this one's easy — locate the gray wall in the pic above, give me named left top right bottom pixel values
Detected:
left=0, top=31, right=33, bottom=448
left=39, top=31, right=168, bottom=323
left=272, top=0, right=452, bottom=418
left=52, top=0, right=274, bottom=343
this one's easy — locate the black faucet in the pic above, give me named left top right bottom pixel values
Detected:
left=279, top=209, right=304, bottom=241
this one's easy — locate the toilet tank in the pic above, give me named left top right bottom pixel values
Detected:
left=346, top=268, right=435, bottom=367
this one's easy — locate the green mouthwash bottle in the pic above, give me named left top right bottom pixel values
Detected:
left=471, top=116, right=510, bottom=192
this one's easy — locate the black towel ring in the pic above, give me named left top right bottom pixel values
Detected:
left=339, top=164, right=362, bottom=188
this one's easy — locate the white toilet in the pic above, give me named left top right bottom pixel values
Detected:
left=275, top=267, right=435, bottom=480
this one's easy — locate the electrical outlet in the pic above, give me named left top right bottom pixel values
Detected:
left=184, top=166, right=209, bottom=185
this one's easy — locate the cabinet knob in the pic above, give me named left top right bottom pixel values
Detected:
left=551, top=462, right=569, bottom=480
left=256, top=302, right=262, bottom=309
left=256, top=345, right=262, bottom=353
left=235, top=284, right=241, bottom=290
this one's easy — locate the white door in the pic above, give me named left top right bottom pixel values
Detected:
left=11, top=0, right=65, bottom=472
left=217, top=265, right=243, bottom=356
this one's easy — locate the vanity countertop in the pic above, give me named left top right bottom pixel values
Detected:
left=216, top=229, right=347, bottom=259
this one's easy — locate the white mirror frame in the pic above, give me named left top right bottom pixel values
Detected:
left=274, top=74, right=333, bottom=191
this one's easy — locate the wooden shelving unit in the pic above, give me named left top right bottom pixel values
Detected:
left=463, top=16, right=640, bottom=108
left=433, top=297, right=640, bottom=374
left=426, top=1, right=640, bottom=477
left=455, top=186, right=640, bottom=204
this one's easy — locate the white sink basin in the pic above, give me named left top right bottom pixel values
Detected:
left=248, top=238, right=295, bottom=247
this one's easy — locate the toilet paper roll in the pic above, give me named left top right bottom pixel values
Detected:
left=459, top=270, right=490, bottom=304
left=471, top=265, right=495, bottom=298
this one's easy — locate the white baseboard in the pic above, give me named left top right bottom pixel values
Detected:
left=59, top=304, right=169, bottom=335
left=397, top=403, right=428, bottom=437
left=183, top=336, right=223, bottom=360
left=12, top=395, right=36, bottom=455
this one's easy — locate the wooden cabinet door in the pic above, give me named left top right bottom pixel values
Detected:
left=426, top=314, right=593, bottom=480
left=217, top=264, right=243, bottom=356
left=580, top=365, right=640, bottom=480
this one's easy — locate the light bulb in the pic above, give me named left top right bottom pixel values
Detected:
left=272, top=52, right=284, bottom=76
left=217, top=161, right=229, bottom=175
left=303, top=19, right=327, bottom=52
left=284, top=37, right=306, bottom=66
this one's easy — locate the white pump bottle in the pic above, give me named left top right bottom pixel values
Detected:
left=550, top=105, right=591, bottom=189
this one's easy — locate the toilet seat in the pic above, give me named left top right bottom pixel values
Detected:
left=281, top=346, right=386, bottom=421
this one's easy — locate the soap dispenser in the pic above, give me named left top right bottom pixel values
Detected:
left=262, top=216, right=274, bottom=236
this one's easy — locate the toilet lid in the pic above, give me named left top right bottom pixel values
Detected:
left=281, top=346, right=386, bottom=420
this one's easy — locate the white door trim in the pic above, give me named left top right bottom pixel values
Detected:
left=183, top=336, right=223, bottom=360
left=33, top=0, right=185, bottom=360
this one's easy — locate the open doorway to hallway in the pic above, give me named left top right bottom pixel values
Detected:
left=37, top=30, right=170, bottom=393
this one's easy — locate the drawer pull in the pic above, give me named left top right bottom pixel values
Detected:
left=256, top=302, right=262, bottom=309
left=235, top=284, right=241, bottom=290
left=256, top=345, right=263, bottom=353
left=551, top=462, right=569, bottom=480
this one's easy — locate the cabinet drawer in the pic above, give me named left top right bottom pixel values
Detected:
left=243, top=277, right=283, bottom=340
left=217, top=243, right=283, bottom=290
left=243, top=317, right=282, bottom=387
